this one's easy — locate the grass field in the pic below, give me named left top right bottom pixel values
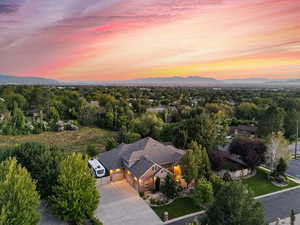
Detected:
left=242, top=168, right=299, bottom=197
left=151, top=197, right=201, bottom=220
left=0, top=127, right=116, bottom=153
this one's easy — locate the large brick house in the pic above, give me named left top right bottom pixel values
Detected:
left=97, top=137, right=184, bottom=192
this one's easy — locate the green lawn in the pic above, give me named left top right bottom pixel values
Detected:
left=0, top=127, right=116, bottom=153
left=242, top=168, right=299, bottom=197
left=151, top=197, right=201, bottom=220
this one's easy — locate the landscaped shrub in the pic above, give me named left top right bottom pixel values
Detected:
left=150, top=198, right=156, bottom=205
left=155, top=177, right=161, bottom=192
left=192, top=179, right=214, bottom=208
left=276, top=158, right=288, bottom=175
left=270, top=171, right=288, bottom=185
left=223, top=172, right=232, bottom=182
left=161, top=174, right=178, bottom=199
left=139, top=191, right=145, bottom=198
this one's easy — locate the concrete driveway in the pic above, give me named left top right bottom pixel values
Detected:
left=96, top=180, right=163, bottom=225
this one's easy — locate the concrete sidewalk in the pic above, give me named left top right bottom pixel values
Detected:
left=269, top=214, right=300, bottom=225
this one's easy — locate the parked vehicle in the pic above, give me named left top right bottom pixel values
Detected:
left=88, top=159, right=106, bottom=178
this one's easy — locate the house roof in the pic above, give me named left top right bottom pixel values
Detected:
left=98, top=137, right=184, bottom=174
left=129, top=156, right=155, bottom=178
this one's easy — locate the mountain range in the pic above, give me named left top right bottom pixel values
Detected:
left=0, top=74, right=299, bottom=86
left=0, top=74, right=59, bottom=85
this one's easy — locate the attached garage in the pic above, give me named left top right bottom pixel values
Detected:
left=125, top=170, right=139, bottom=190
left=110, top=169, right=124, bottom=182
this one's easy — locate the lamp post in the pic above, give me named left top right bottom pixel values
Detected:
left=295, top=120, right=299, bottom=160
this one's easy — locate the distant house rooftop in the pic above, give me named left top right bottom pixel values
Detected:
left=230, top=125, right=257, bottom=136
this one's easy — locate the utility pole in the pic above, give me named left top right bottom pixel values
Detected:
left=295, top=120, right=299, bottom=160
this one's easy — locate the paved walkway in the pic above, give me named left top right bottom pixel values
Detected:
left=96, top=180, right=163, bottom=225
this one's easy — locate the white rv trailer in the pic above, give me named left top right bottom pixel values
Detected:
left=88, top=159, right=106, bottom=178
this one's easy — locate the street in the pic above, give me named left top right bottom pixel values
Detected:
left=167, top=187, right=300, bottom=225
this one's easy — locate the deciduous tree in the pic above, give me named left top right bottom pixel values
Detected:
left=265, top=132, right=290, bottom=169
left=192, top=179, right=214, bottom=208
left=205, top=181, right=266, bottom=225
left=50, top=153, right=99, bottom=224
left=229, top=138, right=266, bottom=169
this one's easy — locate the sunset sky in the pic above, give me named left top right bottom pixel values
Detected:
left=0, top=0, right=300, bottom=81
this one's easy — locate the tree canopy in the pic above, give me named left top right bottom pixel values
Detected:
left=0, top=158, right=40, bottom=225
left=205, top=181, right=266, bottom=225
left=50, top=153, right=99, bottom=224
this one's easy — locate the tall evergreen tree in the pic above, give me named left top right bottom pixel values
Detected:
left=0, top=142, right=63, bottom=198
left=189, top=141, right=211, bottom=180
left=181, top=149, right=198, bottom=186
left=0, top=158, right=40, bottom=225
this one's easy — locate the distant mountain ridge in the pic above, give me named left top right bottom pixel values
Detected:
left=0, top=74, right=299, bottom=86
left=223, top=77, right=271, bottom=84
left=126, top=76, right=219, bottom=84
left=0, top=74, right=59, bottom=85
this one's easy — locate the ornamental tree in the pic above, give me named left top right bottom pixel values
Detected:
left=229, top=138, right=266, bottom=169
left=265, top=132, right=290, bottom=170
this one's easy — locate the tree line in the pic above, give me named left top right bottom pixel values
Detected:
left=0, top=142, right=102, bottom=225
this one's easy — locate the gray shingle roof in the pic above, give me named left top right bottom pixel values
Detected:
left=97, top=144, right=124, bottom=170
left=97, top=137, right=184, bottom=175
left=129, top=156, right=155, bottom=178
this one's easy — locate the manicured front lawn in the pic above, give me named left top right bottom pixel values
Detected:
left=151, top=197, right=201, bottom=220
left=242, top=168, right=299, bottom=197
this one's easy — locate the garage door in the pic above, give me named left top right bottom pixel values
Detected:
left=111, top=171, right=124, bottom=181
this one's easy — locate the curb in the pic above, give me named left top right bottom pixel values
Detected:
left=164, top=211, right=205, bottom=224
left=162, top=185, right=300, bottom=225
left=255, top=185, right=300, bottom=199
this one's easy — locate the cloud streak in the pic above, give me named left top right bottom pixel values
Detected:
left=0, top=0, right=299, bottom=80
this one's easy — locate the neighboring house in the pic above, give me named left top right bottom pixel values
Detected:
left=146, top=107, right=166, bottom=113
left=230, top=125, right=257, bottom=137
left=98, top=137, right=185, bottom=192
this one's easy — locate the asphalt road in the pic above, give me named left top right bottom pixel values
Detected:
left=287, top=160, right=300, bottom=179
left=168, top=187, right=300, bottom=225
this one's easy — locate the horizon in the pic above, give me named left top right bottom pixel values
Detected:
left=0, top=0, right=300, bottom=81
left=1, top=74, right=299, bottom=82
